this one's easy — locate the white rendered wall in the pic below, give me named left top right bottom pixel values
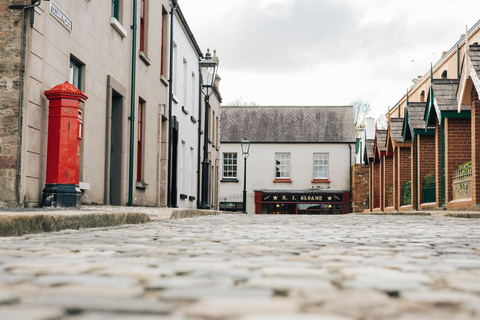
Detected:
left=171, top=13, right=200, bottom=209
left=219, top=143, right=353, bottom=201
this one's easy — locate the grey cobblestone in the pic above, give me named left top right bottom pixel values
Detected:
left=0, top=214, right=480, bottom=319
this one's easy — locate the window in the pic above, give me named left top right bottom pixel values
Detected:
left=69, top=58, right=82, bottom=90
left=420, top=90, right=425, bottom=102
left=223, top=153, right=237, bottom=178
left=275, top=153, right=290, bottom=179
left=160, top=7, right=167, bottom=77
left=112, top=0, right=120, bottom=20
left=139, top=0, right=147, bottom=52
left=441, top=70, right=448, bottom=79
left=314, top=153, right=329, bottom=179
left=137, top=99, right=145, bottom=182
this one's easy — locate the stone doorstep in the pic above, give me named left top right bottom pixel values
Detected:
left=0, top=208, right=237, bottom=237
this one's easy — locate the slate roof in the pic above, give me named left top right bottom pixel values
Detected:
left=389, top=118, right=404, bottom=143
left=376, top=130, right=387, bottom=152
left=431, top=79, right=463, bottom=112
left=366, top=139, right=375, bottom=160
left=220, top=106, right=355, bottom=143
left=470, top=44, right=480, bottom=72
left=406, top=102, right=427, bottom=131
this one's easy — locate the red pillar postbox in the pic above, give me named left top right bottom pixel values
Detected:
left=42, top=82, right=88, bottom=208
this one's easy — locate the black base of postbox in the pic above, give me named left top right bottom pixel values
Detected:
left=42, top=184, right=81, bottom=209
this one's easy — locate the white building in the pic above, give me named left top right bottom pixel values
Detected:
left=219, top=106, right=356, bottom=214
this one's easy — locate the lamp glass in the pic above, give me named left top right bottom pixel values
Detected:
left=199, top=60, right=217, bottom=87
left=241, top=136, right=250, bottom=158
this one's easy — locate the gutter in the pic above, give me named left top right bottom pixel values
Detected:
left=127, top=0, right=138, bottom=206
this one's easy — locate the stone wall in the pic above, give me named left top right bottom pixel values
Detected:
left=0, top=1, right=24, bottom=207
left=352, top=164, right=369, bottom=213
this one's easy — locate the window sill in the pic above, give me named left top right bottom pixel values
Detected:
left=182, top=106, right=189, bottom=115
left=190, top=116, right=197, bottom=123
left=110, top=17, right=127, bottom=38
left=139, top=51, right=151, bottom=66
left=180, top=194, right=188, bottom=200
left=273, top=179, right=292, bottom=183
left=189, top=196, right=196, bottom=201
left=172, top=95, right=179, bottom=104
left=221, top=178, right=239, bottom=183
left=136, top=181, right=149, bottom=189
left=311, top=179, right=330, bottom=183
left=160, top=75, right=168, bottom=87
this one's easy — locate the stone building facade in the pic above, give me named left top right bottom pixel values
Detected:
left=0, top=0, right=221, bottom=208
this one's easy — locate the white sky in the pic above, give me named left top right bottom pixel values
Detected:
left=178, top=0, right=480, bottom=117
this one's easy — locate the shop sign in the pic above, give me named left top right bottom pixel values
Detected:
left=261, top=192, right=343, bottom=203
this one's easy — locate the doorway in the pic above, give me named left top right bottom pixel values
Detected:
left=110, top=91, right=123, bottom=206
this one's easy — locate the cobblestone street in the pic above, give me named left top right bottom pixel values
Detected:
left=1, top=214, right=480, bottom=320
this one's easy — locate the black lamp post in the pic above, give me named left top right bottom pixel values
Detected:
left=241, top=135, right=250, bottom=214
left=199, top=49, right=218, bottom=209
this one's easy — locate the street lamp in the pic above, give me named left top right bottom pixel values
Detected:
left=199, top=49, right=218, bottom=209
left=241, top=135, right=250, bottom=214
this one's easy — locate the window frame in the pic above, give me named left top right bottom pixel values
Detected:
left=275, top=153, right=291, bottom=179
left=69, top=58, right=83, bottom=90
left=112, top=0, right=120, bottom=20
left=137, top=99, right=145, bottom=183
left=139, top=0, right=146, bottom=52
left=222, top=152, right=238, bottom=179
left=313, top=153, right=329, bottom=180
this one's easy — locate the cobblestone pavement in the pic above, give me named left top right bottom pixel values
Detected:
left=1, top=214, right=480, bottom=320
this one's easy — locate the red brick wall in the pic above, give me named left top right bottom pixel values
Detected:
left=393, top=148, right=398, bottom=209
left=435, top=119, right=443, bottom=207
left=384, top=156, right=393, bottom=207
left=373, top=161, right=380, bottom=209
left=418, top=135, right=435, bottom=205
left=398, top=147, right=411, bottom=208
left=445, top=118, right=471, bottom=204
left=353, top=164, right=369, bottom=212
left=380, top=156, right=385, bottom=211
left=471, top=87, right=480, bottom=205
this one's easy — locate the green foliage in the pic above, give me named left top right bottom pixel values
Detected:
left=386, top=187, right=393, bottom=194
left=423, top=173, right=435, bottom=187
left=458, top=161, right=472, bottom=176
left=402, top=181, right=411, bottom=205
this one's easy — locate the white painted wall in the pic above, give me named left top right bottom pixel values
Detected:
left=171, top=13, right=200, bottom=209
left=219, top=143, right=353, bottom=202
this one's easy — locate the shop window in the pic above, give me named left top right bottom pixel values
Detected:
left=275, top=153, right=290, bottom=178
left=314, top=153, right=328, bottom=179
left=223, top=153, right=237, bottom=178
left=69, top=57, right=83, bottom=90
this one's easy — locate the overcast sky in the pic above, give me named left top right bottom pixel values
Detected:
left=178, top=0, right=480, bottom=117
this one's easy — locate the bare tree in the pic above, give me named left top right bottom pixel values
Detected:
left=227, top=97, right=259, bottom=107
left=376, top=113, right=387, bottom=130
left=351, top=99, right=371, bottom=127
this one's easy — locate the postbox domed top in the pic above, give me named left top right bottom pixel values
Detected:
left=44, top=81, right=88, bottom=101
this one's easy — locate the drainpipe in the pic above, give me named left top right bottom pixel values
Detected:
left=196, top=63, right=202, bottom=208
left=349, top=144, right=352, bottom=213
left=167, top=0, right=178, bottom=207
left=127, top=0, right=138, bottom=206
left=414, top=137, right=418, bottom=211
left=10, top=0, right=43, bottom=207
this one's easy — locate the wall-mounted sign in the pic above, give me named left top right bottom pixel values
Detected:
left=261, top=192, right=343, bottom=203
left=50, top=2, right=72, bottom=32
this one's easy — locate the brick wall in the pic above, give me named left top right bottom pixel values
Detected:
left=0, top=1, right=23, bottom=207
left=398, top=147, right=411, bottom=208
left=380, top=156, right=385, bottom=211
left=417, top=135, right=435, bottom=206
left=445, top=117, right=471, bottom=206
left=393, top=148, right=398, bottom=209
left=373, top=161, right=380, bottom=209
left=384, top=156, right=393, bottom=208
left=471, top=87, right=480, bottom=205
left=435, top=120, right=443, bottom=207
left=352, top=164, right=369, bottom=212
